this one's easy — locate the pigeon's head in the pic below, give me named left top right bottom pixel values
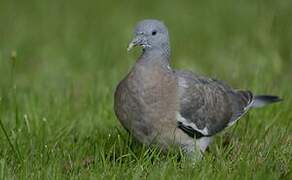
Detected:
left=127, top=19, right=170, bottom=53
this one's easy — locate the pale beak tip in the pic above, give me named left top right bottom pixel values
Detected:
left=127, top=43, right=134, bottom=52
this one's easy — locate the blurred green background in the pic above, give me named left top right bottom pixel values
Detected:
left=0, top=0, right=291, bottom=179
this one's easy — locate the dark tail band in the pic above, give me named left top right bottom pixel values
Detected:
left=251, top=95, right=282, bottom=108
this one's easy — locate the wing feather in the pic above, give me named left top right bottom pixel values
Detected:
left=175, top=70, right=253, bottom=137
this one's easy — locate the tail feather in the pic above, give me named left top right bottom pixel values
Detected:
left=251, top=95, right=282, bottom=108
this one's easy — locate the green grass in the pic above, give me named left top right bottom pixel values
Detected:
left=0, top=0, right=291, bottom=179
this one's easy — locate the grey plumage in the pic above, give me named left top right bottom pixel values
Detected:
left=251, top=95, right=282, bottom=108
left=114, top=19, right=282, bottom=159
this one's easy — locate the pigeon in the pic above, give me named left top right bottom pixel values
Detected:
left=114, top=19, right=282, bottom=159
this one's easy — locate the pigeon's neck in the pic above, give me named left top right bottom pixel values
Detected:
left=139, top=45, right=171, bottom=67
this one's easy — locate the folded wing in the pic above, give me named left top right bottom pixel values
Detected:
left=175, top=70, right=253, bottom=138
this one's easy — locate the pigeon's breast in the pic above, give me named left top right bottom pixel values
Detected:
left=114, top=64, right=179, bottom=145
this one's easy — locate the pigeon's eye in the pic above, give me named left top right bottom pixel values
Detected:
left=151, top=30, right=157, bottom=36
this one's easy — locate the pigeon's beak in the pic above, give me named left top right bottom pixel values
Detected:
left=127, top=35, right=144, bottom=52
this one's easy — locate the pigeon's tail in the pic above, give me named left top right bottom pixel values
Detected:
left=251, top=95, right=282, bottom=108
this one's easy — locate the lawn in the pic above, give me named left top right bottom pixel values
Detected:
left=0, top=0, right=291, bottom=179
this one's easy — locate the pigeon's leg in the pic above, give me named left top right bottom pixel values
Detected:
left=184, top=142, right=203, bottom=162
left=196, top=137, right=212, bottom=153
left=181, top=137, right=212, bottom=163
left=174, top=129, right=210, bottom=162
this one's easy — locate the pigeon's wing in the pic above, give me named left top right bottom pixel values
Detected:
left=175, top=70, right=253, bottom=138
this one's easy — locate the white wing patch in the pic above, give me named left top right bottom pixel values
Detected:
left=176, top=113, right=209, bottom=136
